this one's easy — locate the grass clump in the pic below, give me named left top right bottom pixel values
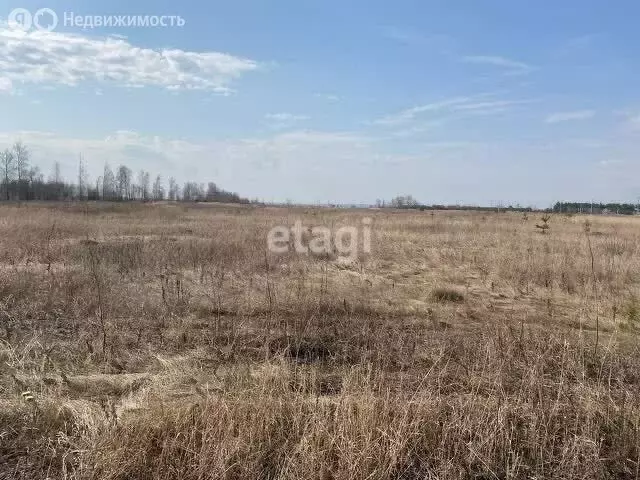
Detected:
left=431, top=287, right=465, bottom=303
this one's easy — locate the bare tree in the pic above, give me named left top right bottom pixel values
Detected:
left=206, top=182, right=218, bottom=201
left=1, top=149, right=15, bottom=200
left=49, top=161, right=63, bottom=200
left=103, top=164, right=115, bottom=201
left=116, top=165, right=132, bottom=200
left=27, top=166, right=42, bottom=200
left=0, top=141, right=248, bottom=204
left=390, top=195, right=419, bottom=208
left=77, top=156, right=87, bottom=200
left=168, top=177, right=178, bottom=201
left=138, top=170, right=150, bottom=201
left=182, top=182, right=204, bottom=201
left=152, top=175, right=164, bottom=201
left=13, top=141, right=29, bottom=182
left=51, top=161, right=62, bottom=184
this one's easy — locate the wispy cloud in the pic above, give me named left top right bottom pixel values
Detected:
left=598, top=159, right=624, bottom=168
left=612, top=109, right=640, bottom=132
left=374, top=95, right=533, bottom=126
left=0, top=77, right=12, bottom=93
left=545, top=110, right=595, bottom=124
left=265, top=113, right=309, bottom=122
left=0, top=26, right=260, bottom=94
left=264, top=113, right=310, bottom=129
left=314, top=93, right=340, bottom=102
left=462, top=55, right=535, bottom=76
left=390, top=121, right=447, bottom=138
left=625, top=114, right=640, bottom=131
left=374, top=97, right=472, bottom=126
left=455, top=99, right=536, bottom=114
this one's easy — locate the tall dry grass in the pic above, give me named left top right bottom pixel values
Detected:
left=1, top=203, right=640, bottom=479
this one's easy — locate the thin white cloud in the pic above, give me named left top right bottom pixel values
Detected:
left=612, top=110, right=640, bottom=132
left=453, top=99, right=536, bottom=116
left=454, top=100, right=532, bottom=111
left=625, top=114, right=640, bottom=131
left=314, top=93, right=340, bottom=102
left=599, top=159, right=623, bottom=167
left=390, top=120, right=446, bottom=138
left=374, top=97, right=471, bottom=125
left=545, top=110, right=595, bottom=124
left=265, top=113, right=310, bottom=122
left=0, top=77, right=12, bottom=93
left=462, top=55, right=535, bottom=75
left=0, top=26, right=260, bottom=94
left=374, top=96, right=533, bottom=126
left=264, top=113, right=310, bottom=130
left=272, top=130, right=365, bottom=145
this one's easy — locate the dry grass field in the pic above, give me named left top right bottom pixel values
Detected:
left=1, top=202, right=640, bottom=479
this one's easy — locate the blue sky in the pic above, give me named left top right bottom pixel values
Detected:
left=1, top=0, right=639, bottom=206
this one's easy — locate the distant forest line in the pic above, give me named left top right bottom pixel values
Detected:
left=383, top=202, right=639, bottom=215
left=0, top=141, right=249, bottom=204
left=1, top=142, right=638, bottom=212
left=377, top=196, right=640, bottom=215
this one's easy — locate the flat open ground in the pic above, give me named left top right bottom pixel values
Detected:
left=1, top=202, right=640, bottom=479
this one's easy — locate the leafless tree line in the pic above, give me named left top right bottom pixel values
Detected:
left=0, top=142, right=248, bottom=203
